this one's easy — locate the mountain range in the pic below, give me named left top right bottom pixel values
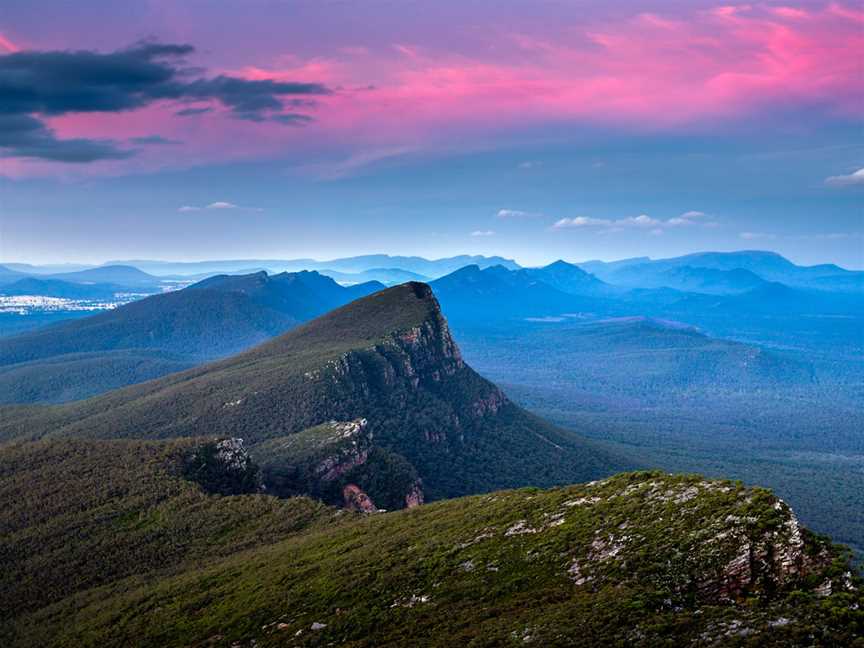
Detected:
left=579, top=250, right=863, bottom=293
left=93, top=254, right=521, bottom=278
left=0, top=264, right=166, bottom=290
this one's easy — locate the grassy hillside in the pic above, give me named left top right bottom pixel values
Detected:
left=0, top=350, right=195, bottom=403
left=5, top=463, right=860, bottom=647
left=0, top=437, right=337, bottom=639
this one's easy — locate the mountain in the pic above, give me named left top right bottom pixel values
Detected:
left=431, top=264, right=605, bottom=321
left=0, top=271, right=385, bottom=403
left=0, top=282, right=626, bottom=502
left=105, top=254, right=521, bottom=278
left=0, top=264, right=28, bottom=285
left=598, top=264, right=769, bottom=295
left=523, top=260, right=616, bottom=296
left=2, top=262, right=95, bottom=274
left=309, top=254, right=521, bottom=277
left=0, top=277, right=134, bottom=300
left=669, top=281, right=864, bottom=317
left=44, top=264, right=164, bottom=288
left=581, top=251, right=862, bottom=292
left=316, top=267, right=430, bottom=285
left=459, top=316, right=816, bottom=400
left=2, top=440, right=859, bottom=647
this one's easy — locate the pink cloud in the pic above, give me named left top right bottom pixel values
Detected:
left=14, top=2, right=863, bottom=176
left=0, top=33, right=20, bottom=52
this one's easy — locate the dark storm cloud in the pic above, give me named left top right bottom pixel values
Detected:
left=0, top=114, right=134, bottom=162
left=175, top=106, right=212, bottom=117
left=0, top=42, right=329, bottom=162
left=129, top=135, right=182, bottom=145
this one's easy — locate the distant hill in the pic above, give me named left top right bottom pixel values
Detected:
left=580, top=250, right=862, bottom=292
left=0, top=282, right=627, bottom=502
left=311, top=254, right=521, bottom=277
left=669, top=281, right=864, bottom=317
left=0, top=277, right=138, bottom=300
left=0, top=271, right=384, bottom=403
left=431, top=264, right=605, bottom=321
left=44, top=264, right=164, bottom=288
left=0, top=264, right=27, bottom=285
left=526, top=316, right=815, bottom=387
left=2, top=262, right=95, bottom=275
left=317, top=267, right=430, bottom=285
left=105, top=254, right=521, bottom=278
left=598, top=264, right=769, bottom=295
left=523, top=260, right=617, bottom=296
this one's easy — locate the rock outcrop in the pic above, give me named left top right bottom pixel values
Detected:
left=342, top=483, right=379, bottom=513
left=183, top=437, right=262, bottom=495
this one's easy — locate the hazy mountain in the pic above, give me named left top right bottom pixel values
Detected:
left=598, top=264, right=769, bottom=295
left=2, top=262, right=96, bottom=275
left=0, top=271, right=384, bottom=403
left=43, top=264, right=164, bottom=288
left=523, top=260, right=617, bottom=296
left=669, top=281, right=864, bottom=317
left=105, top=254, right=521, bottom=278
left=0, top=264, right=28, bottom=285
left=581, top=250, right=862, bottom=292
left=2, top=439, right=858, bottom=646
left=431, top=264, right=604, bottom=320
left=460, top=315, right=815, bottom=396
left=316, top=267, right=430, bottom=285
left=310, top=254, right=521, bottom=277
left=0, top=277, right=134, bottom=300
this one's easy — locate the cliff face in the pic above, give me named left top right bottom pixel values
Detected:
left=250, top=419, right=424, bottom=511
left=317, top=288, right=508, bottom=446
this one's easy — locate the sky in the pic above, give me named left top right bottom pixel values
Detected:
left=0, top=0, right=862, bottom=268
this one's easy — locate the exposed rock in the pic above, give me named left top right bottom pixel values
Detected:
left=184, top=438, right=262, bottom=495
left=404, top=479, right=425, bottom=508
left=313, top=419, right=371, bottom=481
left=343, top=483, right=378, bottom=513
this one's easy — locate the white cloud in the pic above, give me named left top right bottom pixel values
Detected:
left=518, top=161, right=542, bottom=169
left=739, top=231, right=777, bottom=240
left=497, top=208, right=543, bottom=219
left=470, top=230, right=496, bottom=237
left=620, top=214, right=660, bottom=227
left=825, top=168, right=864, bottom=187
left=554, top=210, right=716, bottom=232
left=553, top=216, right=612, bottom=228
left=179, top=201, right=262, bottom=212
